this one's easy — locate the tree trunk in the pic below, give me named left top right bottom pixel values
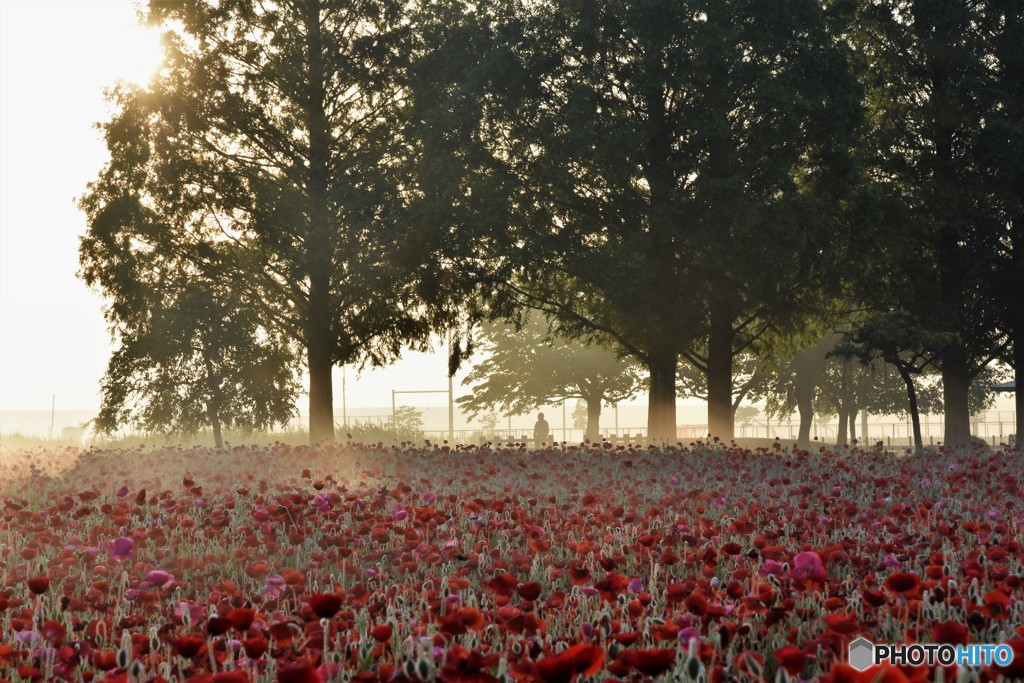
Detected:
left=793, top=350, right=817, bottom=450
left=941, top=350, right=972, bottom=448
left=647, top=351, right=678, bottom=443
left=304, top=0, right=335, bottom=444
left=895, top=364, right=923, bottom=453
left=208, top=404, right=224, bottom=449
left=203, top=354, right=224, bottom=449
left=706, top=303, right=734, bottom=441
left=584, top=397, right=602, bottom=442
left=849, top=408, right=858, bottom=445
left=836, top=409, right=848, bottom=447
left=861, top=411, right=869, bottom=447
left=1014, top=331, right=1022, bottom=446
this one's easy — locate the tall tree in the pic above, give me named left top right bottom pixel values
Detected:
left=79, top=86, right=300, bottom=448
left=981, top=0, right=1024, bottom=437
left=81, top=0, right=457, bottom=444
left=457, top=318, right=642, bottom=441
left=415, top=0, right=861, bottom=441
left=844, top=0, right=1011, bottom=446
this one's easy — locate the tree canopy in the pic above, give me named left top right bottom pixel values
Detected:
left=78, top=0, right=1020, bottom=446
left=81, top=0, right=472, bottom=444
left=417, top=0, right=862, bottom=441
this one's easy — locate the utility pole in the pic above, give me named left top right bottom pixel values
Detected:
left=562, top=398, right=567, bottom=442
left=447, top=332, right=454, bottom=443
left=49, top=394, right=55, bottom=441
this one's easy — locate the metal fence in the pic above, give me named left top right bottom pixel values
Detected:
left=334, top=411, right=1016, bottom=447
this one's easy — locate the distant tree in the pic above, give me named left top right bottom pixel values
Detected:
left=81, top=255, right=299, bottom=448
left=572, top=400, right=587, bottom=432
left=392, top=406, right=424, bottom=434
left=734, top=405, right=760, bottom=429
left=477, top=412, right=500, bottom=436
left=457, top=318, right=642, bottom=441
left=748, top=333, right=836, bottom=449
left=677, top=353, right=771, bottom=430
left=837, top=314, right=948, bottom=452
left=78, top=88, right=301, bottom=448
left=414, top=0, right=861, bottom=441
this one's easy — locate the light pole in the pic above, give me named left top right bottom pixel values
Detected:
left=447, top=332, right=454, bottom=443
left=562, top=398, right=567, bottom=442
left=341, top=366, right=347, bottom=429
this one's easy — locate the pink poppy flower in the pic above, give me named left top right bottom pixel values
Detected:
left=791, top=551, right=825, bottom=581
left=107, top=537, right=135, bottom=561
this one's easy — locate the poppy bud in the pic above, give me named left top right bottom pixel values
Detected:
left=116, top=647, right=130, bottom=671
left=685, top=654, right=702, bottom=679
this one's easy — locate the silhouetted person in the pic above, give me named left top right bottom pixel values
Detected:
left=533, top=412, right=550, bottom=446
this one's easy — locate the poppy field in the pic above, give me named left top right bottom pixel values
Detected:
left=1, top=441, right=1022, bottom=682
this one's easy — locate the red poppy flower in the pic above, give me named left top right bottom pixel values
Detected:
left=486, top=573, right=519, bottom=597
left=177, top=635, right=207, bottom=658
left=883, top=572, right=921, bottom=595
left=228, top=607, right=256, bottom=630
left=207, top=616, right=233, bottom=636
left=371, top=624, right=393, bottom=642
left=269, top=622, right=297, bottom=646
left=457, top=607, right=485, bottom=630
left=534, top=644, right=603, bottom=683
left=930, top=621, right=969, bottom=645
left=439, top=644, right=502, bottom=683
left=983, top=589, right=1011, bottom=618
left=823, top=613, right=860, bottom=635
left=26, top=577, right=49, bottom=595
left=774, top=645, right=808, bottom=677
left=90, top=650, right=118, bottom=671
left=516, top=581, right=543, bottom=601
left=277, top=660, right=322, bottom=683
left=621, top=648, right=677, bottom=677
left=213, top=671, right=251, bottom=683
left=308, top=593, right=343, bottom=619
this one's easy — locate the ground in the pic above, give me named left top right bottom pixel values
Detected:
left=0, top=440, right=1022, bottom=682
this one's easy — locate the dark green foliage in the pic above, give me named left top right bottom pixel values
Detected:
left=94, top=279, right=299, bottom=445
left=841, top=0, right=1017, bottom=446
left=78, top=88, right=299, bottom=446
left=81, top=0, right=471, bottom=444
left=415, top=0, right=862, bottom=440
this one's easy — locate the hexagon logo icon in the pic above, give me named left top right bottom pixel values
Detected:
left=848, top=637, right=875, bottom=671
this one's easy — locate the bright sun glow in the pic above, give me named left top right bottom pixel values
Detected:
left=107, top=23, right=164, bottom=86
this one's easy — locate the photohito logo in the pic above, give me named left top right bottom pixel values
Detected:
left=847, top=637, right=1015, bottom=671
